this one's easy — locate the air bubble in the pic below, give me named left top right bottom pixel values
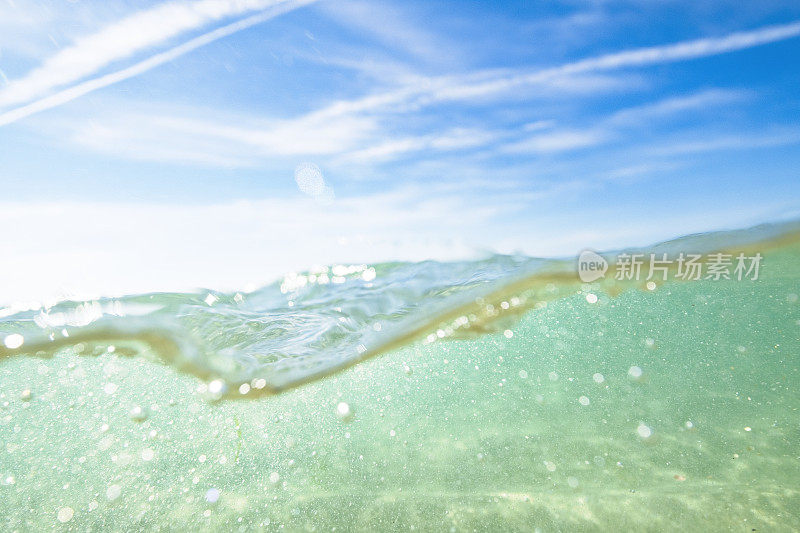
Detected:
left=205, top=488, right=220, bottom=503
left=3, top=334, right=23, bottom=349
left=57, top=507, right=74, bottom=523
left=336, top=402, right=352, bottom=420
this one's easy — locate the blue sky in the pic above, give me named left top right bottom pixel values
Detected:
left=1, top=0, right=800, bottom=303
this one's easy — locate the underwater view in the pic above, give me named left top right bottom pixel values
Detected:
left=2, top=0, right=800, bottom=531
left=1, top=222, right=799, bottom=531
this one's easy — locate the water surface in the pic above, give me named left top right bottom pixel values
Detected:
left=0, top=221, right=798, bottom=530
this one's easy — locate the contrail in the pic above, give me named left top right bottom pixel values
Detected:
left=310, top=20, right=800, bottom=120
left=0, top=0, right=318, bottom=127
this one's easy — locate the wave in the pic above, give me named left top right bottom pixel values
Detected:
left=1, top=219, right=798, bottom=398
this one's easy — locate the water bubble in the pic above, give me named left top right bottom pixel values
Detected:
left=336, top=402, right=352, bottom=420
left=567, top=477, right=579, bottom=488
left=106, top=484, right=121, bottom=501
left=579, top=396, right=590, bottom=406
left=207, top=379, right=226, bottom=399
left=3, top=334, right=24, bottom=349
left=637, top=423, right=652, bottom=439
left=141, top=448, right=155, bottom=461
left=518, top=370, right=528, bottom=379
left=129, top=405, right=148, bottom=422
left=98, top=435, right=114, bottom=451
left=205, top=488, right=220, bottom=503
left=57, top=507, right=74, bottom=523
left=239, top=383, right=251, bottom=395
left=269, top=472, right=280, bottom=484
left=585, top=293, right=598, bottom=304
left=503, top=329, right=513, bottom=338
left=628, top=366, right=643, bottom=379
left=20, top=389, right=32, bottom=401
left=114, top=452, right=133, bottom=467
left=685, top=421, right=694, bottom=429
left=592, top=373, right=604, bottom=384
left=104, top=383, right=118, bottom=395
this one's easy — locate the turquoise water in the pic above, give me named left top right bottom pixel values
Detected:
left=0, top=221, right=799, bottom=530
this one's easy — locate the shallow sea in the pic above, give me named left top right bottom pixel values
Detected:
left=1, top=221, right=798, bottom=531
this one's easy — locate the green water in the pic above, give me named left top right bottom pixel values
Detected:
left=0, top=228, right=798, bottom=531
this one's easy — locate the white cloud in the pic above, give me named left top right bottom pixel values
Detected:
left=602, top=162, right=683, bottom=182
left=3, top=17, right=798, bottom=128
left=0, top=0, right=318, bottom=126
left=499, top=88, right=753, bottom=155
left=503, top=130, right=606, bottom=154
left=67, top=106, right=378, bottom=165
left=318, top=0, right=460, bottom=67
left=606, top=88, right=751, bottom=125
left=305, top=20, right=800, bottom=121
left=0, top=0, right=303, bottom=108
left=652, top=131, right=800, bottom=156
left=338, top=128, right=497, bottom=163
left=65, top=107, right=499, bottom=166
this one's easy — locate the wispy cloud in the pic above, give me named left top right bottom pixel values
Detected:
left=63, top=105, right=499, bottom=166
left=12, top=18, right=800, bottom=172
left=68, top=106, right=377, bottom=165
left=0, top=0, right=304, bottom=107
left=47, top=82, right=765, bottom=169
left=4, top=17, right=798, bottom=129
left=318, top=0, right=460, bottom=67
left=337, top=128, right=498, bottom=163
left=606, top=88, right=751, bottom=125
left=305, top=20, right=800, bottom=120
left=0, top=0, right=318, bottom=126
left=503, top=129, right=606, bottom=154
left=41, top=18, right=796, bottom=166
left=501, top=88, right=752, bottom=155
left=652, top=131, right=800, bottom=156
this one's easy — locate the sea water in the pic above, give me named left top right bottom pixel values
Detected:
left=0, top=221, right=798, bottom=531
